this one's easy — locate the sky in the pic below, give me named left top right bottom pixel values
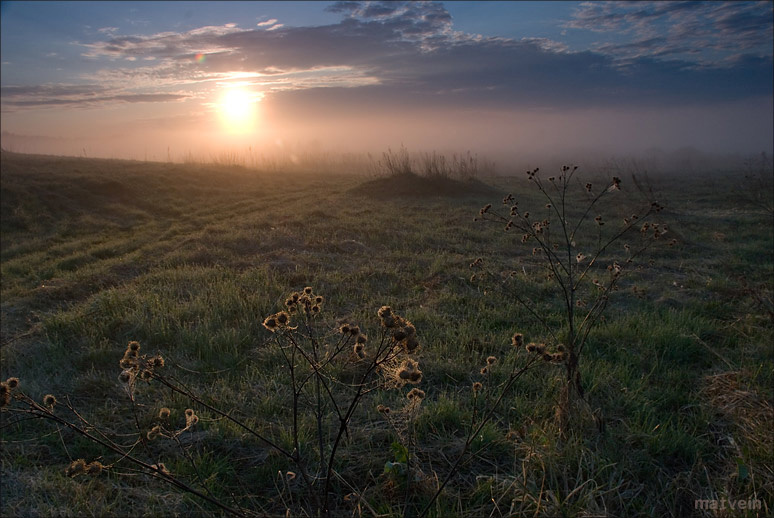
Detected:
left=1, top=1, right=772, bottom=165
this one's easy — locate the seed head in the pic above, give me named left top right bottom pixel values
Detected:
left=349, top=325, right=360, bottom=336
left=314, top=295, right=323, bottom=304
left=526, top=343, right=537, bottom=353
left=119, top=370, right=132, bottom=383
left=479, top=204, right=492, bottom=215
left=303, top=286, right=313, bottom=295
left=339, top=324, right=351, bottom=334
left=486, top=356, right=497, bottom=365
left=66, top=459, right=87, bottom=477
left=43, top=394, right=57, bottom=408
left=128, top=341, right=141, bottom=352
left=263, top=316, right=278, bottom=331
left=378, top=306, right=392, bottom=317
left=85, top=461, right=103, bottom=475
left=159, top=407, right=171, bottom=419
left=404, top=336, right=419, bottom=353
left=472, top=382, right=483, bottom=393
left=5, top=378, right=19, bottom=389
left=139, top=370, right=152, bottom=381
left=152, top=463, right=170, bottom=476
left=276, top=312, right=290, bottom=325
left=377, top=404, right=391, bottom=414
left=406, top=388, right=425, bottom=400
left=511, top=333, right=524, bottom=348
left=480, top=366, right=488, bottom=375
left=147, top=425, right=161, bottom=440
left=185, top=410, right=199, bottom=427
left=151, top=355, right=165, bottom=368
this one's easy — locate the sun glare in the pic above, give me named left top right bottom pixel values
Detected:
left=218, top=87, right=257, bottom=133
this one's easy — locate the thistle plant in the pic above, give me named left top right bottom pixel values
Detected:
left=1, top=290, right=427, bottom=517
left=473, top=165, right=670, bottom=435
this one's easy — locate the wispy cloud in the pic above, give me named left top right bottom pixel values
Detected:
left=0, top=83, right=189, bottom=110
left=566, top=1, right=773, bottom=66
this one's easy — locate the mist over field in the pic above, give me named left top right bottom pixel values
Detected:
left=2, top=1, right=772, bottom=169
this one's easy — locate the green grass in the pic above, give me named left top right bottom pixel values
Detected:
left=1, top=151, right=772, bottom=517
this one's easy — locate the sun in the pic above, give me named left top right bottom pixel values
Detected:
left=218, top=87, right=257, bottom=133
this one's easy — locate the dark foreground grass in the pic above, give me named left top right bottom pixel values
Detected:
left=1, top=151, right=772, bottom=517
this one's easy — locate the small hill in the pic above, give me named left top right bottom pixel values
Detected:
left=349, top=172, right=498, bottom=198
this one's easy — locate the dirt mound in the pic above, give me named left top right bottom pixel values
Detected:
left=350, top=172, right=498, bottom=198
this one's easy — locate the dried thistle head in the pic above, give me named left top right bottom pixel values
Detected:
left=66, top=459, right=87, bottom=477
left=128, top=341, right=141, bottom=353
left=159, top=407, right=171, bottom=419
left=147, top=425, right=161, bottom=440
left=403, top=336, right=420, bottom=353
left=472, top=381, right=483, bottom=393
left=406, top=388, right=425, bottom=401
left=43, top=394, right=57, bottom=408
left=303, top=286, right=313, bottom=295
left=263, top=316, right=278, bottom=331
left=151, top=355, right=165, bottom=368
left=151, top=463, right=170, bottom=476
left=486, top=356, right=497, bottom=366
left=85, top=461, right=103, bottom=475
left=5, top=377, right=19, bottom=390
left=339, top=324, right=351, bottom=334
left=511, top=333, right=524, bottom=348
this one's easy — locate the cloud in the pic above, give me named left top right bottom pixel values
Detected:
left=0, top=83, right=189, bottom=110
left=567, top=1, right=773, bottom=65
left=6, top=1, right=772, bottom=116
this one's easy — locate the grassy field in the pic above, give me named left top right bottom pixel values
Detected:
left=1, top=151, right=772, bottom=517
